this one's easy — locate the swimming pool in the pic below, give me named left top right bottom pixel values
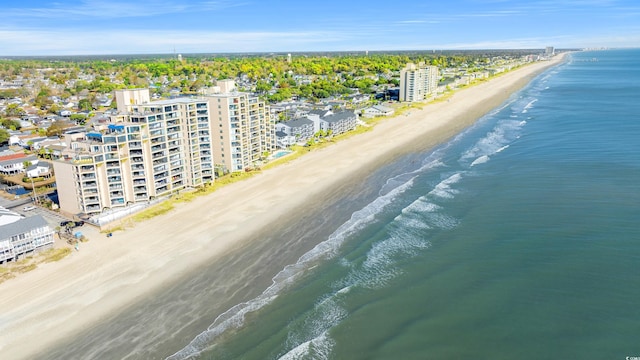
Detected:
left=271, top=150, right=293, bottom=159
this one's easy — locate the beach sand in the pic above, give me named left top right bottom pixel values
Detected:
left=0, top=55, right=565, bottom=359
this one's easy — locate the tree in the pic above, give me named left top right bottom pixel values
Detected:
left=46, top=121, right=70, bottom=137
left=0, top=128, right=10, bottom=144
left=3, top=103, right=25, bottom=117
left=255, top=80, right=271, bottom=94
left=78, top=98, right=92, bottom=111
left=0, top=118, right=21, bottom=130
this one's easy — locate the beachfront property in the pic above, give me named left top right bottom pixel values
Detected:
left=202, top=80, right=275, bottom=172
left=275, top=109, right=358, bottom=146
left=0, top=209, right=54, bottom=263
left=53, top=95, right=215, bottom=216
left=275, top=117, right=315, bottom=144
left=52, top=83, right=274, bottom=217
left=321, top=111, right=358, bottom=135
left=362, top=104, right=395, bottom=118
left=399, top=63, right=440, bottom=102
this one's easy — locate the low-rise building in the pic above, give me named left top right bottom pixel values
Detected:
left=276, top=117, right=315, bottom=143
left=0, top=212, right=54, bottom=263
left=362, top=105, right=395, bottom=118
left=322, top=110, right=358, bottom=135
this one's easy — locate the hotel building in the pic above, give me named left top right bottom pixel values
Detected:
left=399, top=63, right=440, bottom=102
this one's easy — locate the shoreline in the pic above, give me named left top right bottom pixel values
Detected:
left=0, top=54, right=567, bottom=359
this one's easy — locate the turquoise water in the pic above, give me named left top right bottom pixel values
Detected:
left=166, top=50, right=640, bottom=359
left=43, top=50, right=640, bottom=360
left=272, top=150, right=293, bottom=159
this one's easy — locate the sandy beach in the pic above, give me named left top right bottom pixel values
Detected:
left=0, top=54, right=565, bottom=359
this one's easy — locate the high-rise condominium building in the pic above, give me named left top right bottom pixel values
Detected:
left=53, top=85, right=274, bottom=217
left=53, top=94, right=214, bottom=216
left=399, top=63, right=439, bottom=102
left=203, top=80, right=275, bottom=172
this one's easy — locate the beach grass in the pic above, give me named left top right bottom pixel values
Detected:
left=42, top=247, right=73, bottom=263
left=132, top=201, right=175, bottom=221
left=0, top=247, right=75, bottom=284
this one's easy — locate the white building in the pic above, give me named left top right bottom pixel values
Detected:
left=399, top=63, right=439, bottom=102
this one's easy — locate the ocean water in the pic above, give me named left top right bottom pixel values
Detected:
left=163, top=50, right=640, bottom=360
left=34, top=50, right=639, bottom=360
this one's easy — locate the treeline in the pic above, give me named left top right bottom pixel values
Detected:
left=0, top=50, right=533, bottom=106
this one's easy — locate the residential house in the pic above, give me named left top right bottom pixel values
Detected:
left=322, top=110, right=358, bottom=136
left=25, top=161, right=52, bottom=178
left=0, top=211, right=55, bottom=263
left=0, top=153, right=38, bottom=175
left=276, top=117, right=315, bottom=144
left=362, top=105, right=395, bottom=118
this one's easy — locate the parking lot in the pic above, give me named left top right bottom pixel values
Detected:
left=0, top=194, right=74, bottom=229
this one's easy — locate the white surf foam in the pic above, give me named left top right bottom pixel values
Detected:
left=167, top=161, right=423, bottom=360
left=470, top=155, right=490, bottom=166
left=279, top=332, right=334, bottom=360
left=496, top=144, right=510, bottom=153
left=428, top=173, right=463, bottom=199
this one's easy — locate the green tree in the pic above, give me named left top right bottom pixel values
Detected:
left=0, top=118, right=21, bottom=130
left=78, top=98, right=92, bottom=111
left=255, top=80, right=271, bottom=94
left=0, top=128, right=10, bottom=144
left=3, top=103, right=25, bottom=117
left=46, top=121, right=70, bottom=137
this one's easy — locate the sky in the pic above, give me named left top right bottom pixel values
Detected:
left=0, top=0, right=639, bottom=56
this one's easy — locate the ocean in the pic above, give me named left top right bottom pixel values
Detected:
left=43, top=49, right=640, bottom=360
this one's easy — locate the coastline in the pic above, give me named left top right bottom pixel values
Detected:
left=0, top=54, right=567, bottom=359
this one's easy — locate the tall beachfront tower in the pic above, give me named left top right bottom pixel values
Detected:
left=53, top=94, right=213, bottom=216
left=399, top=63, right=439, bottom=102
left=545, top=46, right=555, bottom=56
left=203, top=80, right=275, bottom=172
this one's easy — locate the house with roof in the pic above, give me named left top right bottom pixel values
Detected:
left=276, top=117, right=315, bottom=144
left=362, top=104, right=395, bottom=118
left=0, top=211, right=54, bottom=263
left=26, top=161, right=52, bottom=178
left=275, top=131, right=296, bottom=148
left=0, top=154, right=38, bottom=175
left=305, top=109, right=333, bottom=133
left=322, top=110, right=358, bottom=136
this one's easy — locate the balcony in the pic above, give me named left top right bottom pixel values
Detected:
left=82, top=181, right=97, bottom=188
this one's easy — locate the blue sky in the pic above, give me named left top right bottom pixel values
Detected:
left=1, top=0, right=638, bottom=55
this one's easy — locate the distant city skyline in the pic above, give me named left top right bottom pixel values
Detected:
left=1, top=0, right=639, bottom=56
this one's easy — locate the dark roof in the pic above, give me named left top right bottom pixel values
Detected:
left=275, top=130, right=288, bottom=137
left=284, top=117, right=314, bottom=128
left=0, top=215, right=49, bottom=240
left=323, top=110, right=356, bottom=123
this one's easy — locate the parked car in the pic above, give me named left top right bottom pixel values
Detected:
left=23, top=206, right=36, bottom=211
left=60, top=220, right=84, bottom=228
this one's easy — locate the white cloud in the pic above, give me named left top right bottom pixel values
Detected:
left=0, top=28, right=348, bottom=55
left=3, top=0, right=244, bottom=19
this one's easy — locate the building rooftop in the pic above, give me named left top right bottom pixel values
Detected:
left=0, top=215, right=49, bottom=239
